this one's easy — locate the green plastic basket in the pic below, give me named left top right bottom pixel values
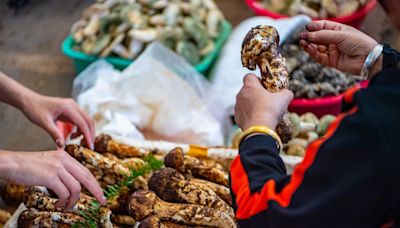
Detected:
left=62, top=21, right=232, bottom=75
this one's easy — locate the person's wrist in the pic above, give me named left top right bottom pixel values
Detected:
left=238, top=125, right=283, bottom=150
left=369, top=55, right=383, bottom=78
left=19, top=91, right=42, bottom=116
left=243, top=117, right=278, bottom=131
left=0, top=150, right=18, bottom=181
left=360, top=43, right=383, bottom=78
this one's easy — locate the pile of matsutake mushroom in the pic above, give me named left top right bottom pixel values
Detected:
left=1, top=134, right=236, bottom=228
left=282, top=34, right=365, bottom=99
left=259, top=0, right=369, bottom=18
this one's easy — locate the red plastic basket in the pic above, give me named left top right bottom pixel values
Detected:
left=288, top=81, right=369, bottom=117
left=245, top=0, right=377, bottom=28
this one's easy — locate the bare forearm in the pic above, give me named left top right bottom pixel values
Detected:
left=0, top=150, right=17, bottom=181
left=0, top=71, right=38, bottom=110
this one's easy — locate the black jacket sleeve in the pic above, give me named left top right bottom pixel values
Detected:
left=383, top=44, right=400, bottom=70
left=230, top=48, right=400, bottom=228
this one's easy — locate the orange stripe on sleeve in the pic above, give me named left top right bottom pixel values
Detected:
left=344, top=80, right=369, bottom=104
left=230, top=107, right=358, bottom=220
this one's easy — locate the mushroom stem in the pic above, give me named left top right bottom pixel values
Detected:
left=128, top=190, right=237, bottom=227
left=148, top=168, right=234, bottom=218
left=164, top=148, right=229, bottom=187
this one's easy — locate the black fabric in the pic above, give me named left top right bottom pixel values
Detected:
left=239, top=135, right=288, bottom=194
left=383, top=44, right=400, bottom=69
left=230, top=47, right=400, bottom=227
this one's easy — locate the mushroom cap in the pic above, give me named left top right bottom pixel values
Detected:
left=148, top=168, right=186, bottom=203
left=164, top=147, right=186, bottom=173
left=128, top=190, right=157, bottom=221
left=241, top=25, right=280, bottom=70
left=94, top=134, right=112, bottom=153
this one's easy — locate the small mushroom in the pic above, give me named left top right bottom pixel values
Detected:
left=164, top=3, right=180, bottom=26
left=129, top=28, right=158, bottom=43
left=286, top=144, right=306, bottom=157
left=83, top=15, right=101, bottom=37
left=206, top=10, right=223, bottom=38
left=306, top=131, right=319, bottom=143
left=71, top=20, right=88, bottom=43
left=112, top=44, right=134, bottom=59
left=317, top=114, right=336, bottom=136
left=200, top=41, right=215, bottom=56
left=339, top=0, right=360, bottom=17
left=289, top=113, right=316, bottom=137
left=100, top=33, right=125, bottom=57
left=322, top=0, right=339, bottom=17
left=149, top=14, right=166, bottom=26
left=301, top=112, right=320, bottom=126
left=153, top=0, right=168, bottom=10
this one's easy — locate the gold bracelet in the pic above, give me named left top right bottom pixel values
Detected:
left=237, top=126, right=283, bottom=151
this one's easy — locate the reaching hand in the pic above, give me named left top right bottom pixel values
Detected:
left=235, top=74, right=293, bottom=131
left=0, top=150, right=106, bottom=209
left=299, top=20, right=381, bottom=76
left=22, top=94, right=95, bottom=149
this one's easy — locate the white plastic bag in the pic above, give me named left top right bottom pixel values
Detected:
left=75, top=43, right=224, bottom=146
left=72, top=59, right=121, bottom=99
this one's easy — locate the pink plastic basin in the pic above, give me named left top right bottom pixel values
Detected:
left=245, top=0, right=377, bottom=28
left=289, top=81, right=369, bottom=117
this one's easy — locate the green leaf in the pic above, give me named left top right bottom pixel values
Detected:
left=74, top=154, right=164, bottom=227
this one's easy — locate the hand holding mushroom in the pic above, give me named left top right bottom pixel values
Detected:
left=234, top=74, right=293, bottom=134
left=238, top=25, right=294, bottom=143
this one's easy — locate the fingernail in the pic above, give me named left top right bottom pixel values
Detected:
left=300, top=32, right=308, bottom=39
left=56, top=139, right=65, bottom=148
left=56, top=203, right=65, bottom=210
left=101, top=196, right=107, bottom=205
left=91, top=143, right=95, bottom=150
left=306, top=23, right=315, bottom=30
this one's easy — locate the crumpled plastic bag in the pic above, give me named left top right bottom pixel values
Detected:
left=75, top=42, right=224, bottom=146
left=207, top=15, right=312, bottom=127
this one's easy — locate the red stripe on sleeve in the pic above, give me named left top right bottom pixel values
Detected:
left=344, top=81, right=369, bottom=104
left=230, top=108, right=358, bottom=220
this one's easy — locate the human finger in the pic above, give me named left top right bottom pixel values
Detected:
left=41, top=116, right=65, bottom=148
left=306, top=20, right=346, bottom=32
left=47, top=178, right=70, bottom=209
left=61, top=108, right=93, bottom=150
left=58, top=168, right=81, bottom=209
left=300, top=30, right=344, bottom=46
left=300, top=40, right=330, bottom=66
left=280, top=89, right=294, bottom=102
left=317, top=45, right=328, bottom=53
left=63, top=154, right=106, bottom=205
left=233, top=102, right=243, bottom=130
left=72, top=103, right=95, bottom=144
left=243, top=73, right=264, bottom=89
